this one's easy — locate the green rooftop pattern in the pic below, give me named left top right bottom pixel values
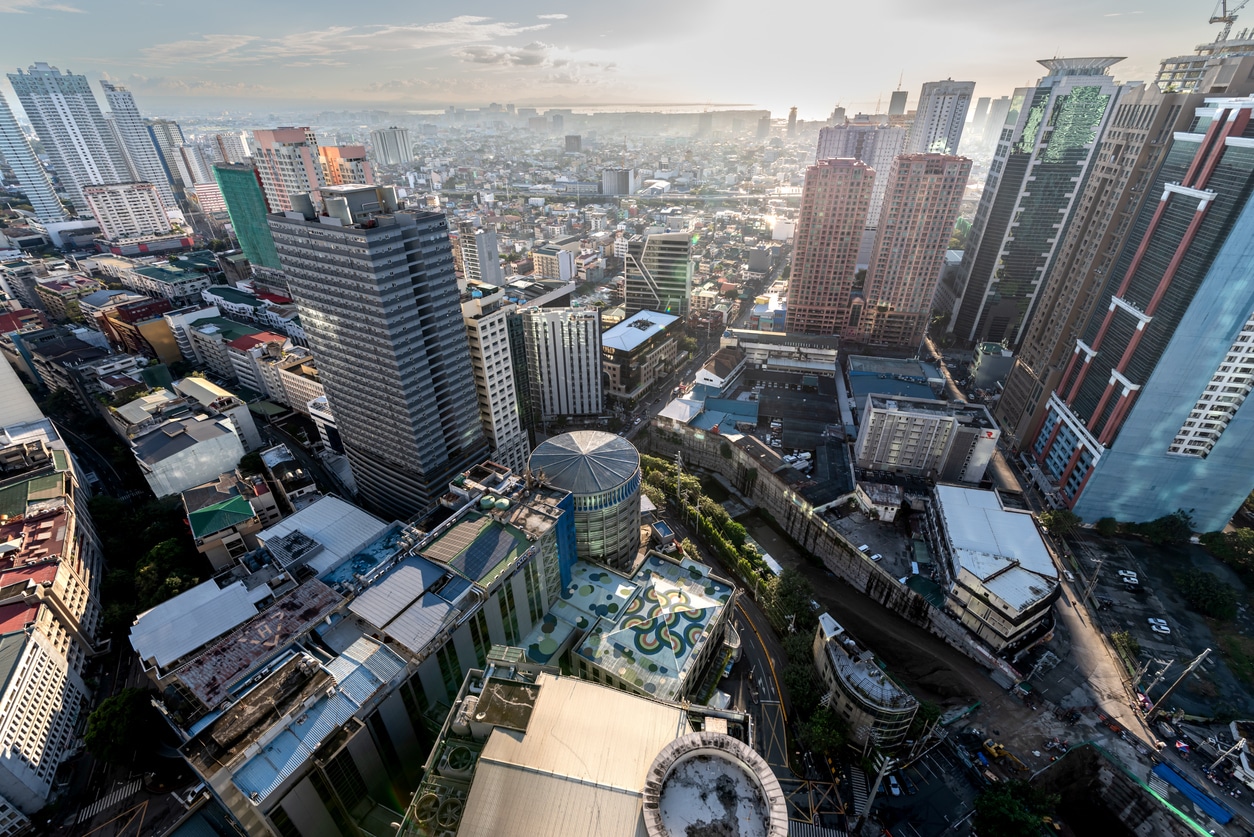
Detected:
left=187, top=494, right=255, bottom=539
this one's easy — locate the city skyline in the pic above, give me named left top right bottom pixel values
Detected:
left=0, top=0, right=1230, bottom=119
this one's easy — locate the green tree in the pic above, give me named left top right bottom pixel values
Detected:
left=973, top=780, right=1058, bottom=837
left=797, top=707, right=848, bottom=755
left=84, top=688, right=159, bottom=766
left=1095, top=517, right=1119, bottom=537
left=767, top=568, right=817, bottom=634
left=134, top=539, right=199, bottom=609
left=783, top=661, right=823, bottom=716
left=910, top=700, right=942, bottom=737
left=1038, top=509, right=1081, bottom=538
left=1127, top=509, right=1193, bottom=545
left=1201, top=529, right=1254, bottom=579
left=724, top=520, right=748, bottom=549
left=1175, top=568, right=1238, bottom=619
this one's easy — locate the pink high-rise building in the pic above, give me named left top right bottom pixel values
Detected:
left=250, top=127, right=325, bottom=213
left=784, top=158, right=874, bottom=335
left=856, top=153, right=971, bottom=347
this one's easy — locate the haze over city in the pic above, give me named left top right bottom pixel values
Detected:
left=0, top=0, right=1225, bottom=116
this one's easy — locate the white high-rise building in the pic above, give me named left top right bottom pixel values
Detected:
left=463, top=289, right=530, bottom=471
left=522, top=308, right=603, bottom=419
left=146, top=119, right=187, bottom=190
left=99, top=81, right=177, bottom=209
left=0, top=92, right=65, bottom=222
left=370, top=126, right=412, bottom=166
left=83, top=182, right=172, bottom=240
left=906, top=79, right=976, bottom=155
left=458, top=220, right=503, bottom=285
left=7, top=63, right=132, bottom=211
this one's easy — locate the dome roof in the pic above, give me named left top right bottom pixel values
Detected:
left=528, top=431, right=640, bottom=495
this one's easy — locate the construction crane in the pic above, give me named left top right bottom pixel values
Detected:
left=1211, top=0, right=1251, bottom=42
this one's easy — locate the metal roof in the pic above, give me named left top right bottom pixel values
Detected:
left=600, top=310, right=679, bottom=353
left=258, top=495, right=389, bottom=576
left=130, top=580, right=260, bottom=669
left=528, top=431, right=640, bottom=495
left=348, top=556, right=448, bottom=628
left=0, top=359, right=43, bottom=428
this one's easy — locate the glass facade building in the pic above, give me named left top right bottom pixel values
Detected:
left=625, top=232, right=694, bottom=319
left=213, top=163, right=282, bottom=270
left=951, top=58, right=1124, bottom=345
left=1032, top=97, right=1254, bottom=531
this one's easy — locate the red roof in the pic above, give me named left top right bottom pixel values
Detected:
left=227, top=332, right=287, bottom=351
left=0, top=601, right=38, bottom=634
left=256, top=292, right=293, bottom=304
left=0, top=562, right=58, bottom=588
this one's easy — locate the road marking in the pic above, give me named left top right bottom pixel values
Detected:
left=736, top=600, right=787, bottom=724
left=77, top=778, right=142, bottom=824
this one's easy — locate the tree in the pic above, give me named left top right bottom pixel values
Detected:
left=1126, top=509, right=1193, bottom=545
left=768, top=568, right=817, bottom=634
left=973, top=780, right=1058, bottom=837
left=783, top=661, right=823, bottom=716
left=1095, top=517, right=1119, bottom=537
left=84, top=688, right=159, bottom=766
left=1038, top=509, right=1080, bottom=538
left=134, top=539, right=199, bottom=609
left=724, top=520, right=748, bottom=549
left=1175, top=568, right=1238, bottom=619
left=1201, top=528, right=1254, bottom=579
left=797, top=707, right=848, bottom=755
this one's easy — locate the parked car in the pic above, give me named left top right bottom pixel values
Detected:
left=1117, top=569, right=1138, bottom=580
left=1148, top=618, right=1171, bottom=635
left=1062, top=569, right=1075, bottom=582
left=871, top=553, right=883, bottom=562
left=887, top=775, right=901, bottom=796
left=858, top=544, right=870, bottom=553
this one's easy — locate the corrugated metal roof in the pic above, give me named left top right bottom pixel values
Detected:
left=130, top=580, right=259, bottom=668
left=258, top=495, right=388, bottom=575
left=187, top=494, right=255, bottom=539
left=528, top=431, right=640, bottom=495
left=0, top=358, right=43, bottom=428
left=383, top=593, right=453, bottom=655
left=348, top=556, right=448, bottom=628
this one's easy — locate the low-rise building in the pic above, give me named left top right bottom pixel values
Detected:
left=260, top=445, right=317, bottom=509
left=186, top=317, right=262, bottom=380
left=131, top=413, right=247, bottom=498
left=812, top=613, right=918, bottom=748
left=181, top=471, right=281, bottom=570
left=225, top=331, right=291, bottom=397
left=601, top=309, right=680, bottom=403
left=173, top=376, right=263, bottom=452
left=854, top=395, right=1000, bottom=483
left=34, top=274, right=102, bottom=323
left=923, top=485, right=1059, bottom=655
left=97, top=297, right=180, bottom=364
left=78, top=288, right=148, bottom=327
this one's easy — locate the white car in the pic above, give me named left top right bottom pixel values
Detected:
left=871, top=554, right=883, bottom=562
left=887, top=775, right=901, bottom=796
left=1117, top=569, right=1138, bottom=580
left=1063, top=570, right=1075, bottom=582
left=1148, top=618, right=1171, bottom=635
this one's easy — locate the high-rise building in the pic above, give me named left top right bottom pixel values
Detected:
left=784, top=158, right=875, bottom=335
left=208, top=131, right=249, bottom=164
left=458, top=220, right=503, bottom=285
left=888, top=89, right=909, bottom=116
left=212, top=163, right=282, bottom=270
left=319, top=144, right=373, bottom=187
left=855, top=153, right=971, bottom=347
left=757, top=114, right=771, bottom=139
left=787, top=106, right=798, bottom=137
left=145, top=119, right=187, bottom=191
left=905, top=79, right=975, bottom=155
left=176, top=144, right=213, bottom=185
left=980, top=96, right=1013, bottom=153
left=815, top=119, right=907, bottom=226
left=971, top=96, right=991, bottom=141
left=601, top=168, right=638, bottom=196
left=624, top=232, right=694, bottom=318
left=250, top=127, right=325, bottom=213
left=521, top=307, right=603, bottom=420
left=950, top=59, right=1124, bottom=345
left=994, top=55, right=1254, bottom=449
left=369, top=126, right=412, bottom=166
left=82, top=182, right=171, bottom=241
left=564, top=134, right=583, bottom=152
left=462, top=287, right=530, bottom=471
left=269, top=185, right=487, bottom=519
left=0, top=92, right=65, bottom=222
left=1154, top=25, right=1254, bottom=93
left=7, top=63, right=131, bottom=211
left=1030, top=96, right=1254, bottom=531
left=99, top=81, right=177, bottom=209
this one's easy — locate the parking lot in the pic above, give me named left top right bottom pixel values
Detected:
left=825, top=509, right=915, bottom=579
left=873, top=739, right=980, bottom=836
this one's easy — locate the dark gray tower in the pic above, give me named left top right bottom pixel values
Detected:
left=269, top=184, right=488, bottom=519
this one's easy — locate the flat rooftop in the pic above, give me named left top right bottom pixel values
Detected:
left=866, top=394, right=996, bottom=429
left=602, top=310, right=679, bottom=353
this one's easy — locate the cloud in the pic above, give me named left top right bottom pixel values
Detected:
left=117, top=73, right=278, bottom=96
left=0, top=0, right=82, bottom=12
left=141, top=15, right=550, bottom=66
left=1102, top=10, right=1142, bottom=15
left=537, top=13, right=568, bottom=19
left=456, top=41, right=555, bottom=67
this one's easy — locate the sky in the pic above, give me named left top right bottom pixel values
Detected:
left=0, top=0, right=1232, bottom=119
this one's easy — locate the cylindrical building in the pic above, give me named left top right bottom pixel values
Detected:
left=528, top=431, right=641, bottom=571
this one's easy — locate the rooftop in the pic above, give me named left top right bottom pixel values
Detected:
left=866, top=394, right=996, bottom=430
left=421, top=511, right=529, bottom=587
left=187, top=494, right=255, bottom=540
left=528, top=431, right=640, bottom=495
left=130, top=579, right=269, bottom=670
left=818, top=613, right=917, bottom=712
left=602, top=310, right=680, bottom=353
left=132, top=415, right=235, bottom=465
left=258, top=495, right=389, bottom=576
left=347, top=555, right=471, bottom=655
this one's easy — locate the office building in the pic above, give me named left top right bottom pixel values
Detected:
left=784, top=158, right=875, bottom=335
left=0, top=92, right=65, bottom=222
left=995, top=59, right=1254, bottom=449
left=528, top=430, right=641, bottom=571
left=787, top=106, right=798, bottom=136
left=521, top=307, right=603, bottom=420
left=856, top=153, right=971, bottom=347
left=624, top=232, right=693, bottom=318
left=458, top=220, right=503, bottom=285
left=970, top=96, right=991, bottom=142
left=906, top=79, right=975, bottom=155
left=757, top=114, right=771, bottom=138
left=398, top=667, right=784, bottom=837
left=463, top=287, right=530, bottom=472
left=601, top=167, right=638, bottom=196
left=854, top=394, right=999, bottom=483
left=813, top=614, right=918, bottom=747
left=212, top=163, right=282, bottom=270
left=269, top=185, right=487, bottom=519
left=99, top=81, right=177, bottom=208
left=145, top=119, right=188, bottom=190
left=1154, top=25, right=1254, bottom=93
left=1031, top=96, right=1254, bottom=532
left=564, top=134, right=582, bottom=152
left=888, top=89, right=909, bottom=116
left=950, top=59, right=1124, bottom=345
left=82, top=182, right=171, bottom=241
left=814, top=119, right=907, bottom=224
left=369, top=126, right=412, bottom=166
left=924, top=485, right=1058, bottom=654
left=7, top=63, right=131, bottom=212
left=601, top=309, right=681, bottom=403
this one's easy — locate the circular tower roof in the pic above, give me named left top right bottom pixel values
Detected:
left=528, top=431, right=640, bottom=495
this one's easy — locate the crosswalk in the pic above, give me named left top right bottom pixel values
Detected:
left=76, top=778, right=142, bottom=824
left=850, top=766, right=870, bottom=815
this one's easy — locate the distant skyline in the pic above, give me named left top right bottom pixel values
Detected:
left=0, top=0, right=1232, bottom=120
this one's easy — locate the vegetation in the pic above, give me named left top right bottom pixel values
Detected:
left=1094, top=517, right=1119, bottom=537
left=1110, top=630, right=1141, bottom=669
left=1123, top=509, right=1194, bottom=545
left=84, top=688, right=160, bottom=767
left=1038, top=509, right=1080, bottom=538
left=1174, top=567, right=1238, bottom=620
left=1200, top=528, right=1254, bottom=581
left=973, top=780, right=1059, bottom=837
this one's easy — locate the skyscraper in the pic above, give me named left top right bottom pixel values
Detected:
left=269, top=185, right=487, bottom=519
left=522, top=308, right=603, bottom=420
left=1030, top=96, right=1254, bottom=531
left=855, top=153, right=971, bottom=347
left=7, top=63, right=131, bottom=211
left=815, top=119, right=907, bottom=226
left=463, top=288, right=530, bottom=472
left=146, top=119, right=188, bottom=191
left=318, top=144, right=372, bottom=187
left=213, top=163, right=281, bottom=270
left=784, top=158, right=875, bottom=335
left=905, top=79, right=975, bottom=155
left=888, top=90, right=909, bottom=117
left=0, top=92, right=65, bottom=222
left=950, top=58, right=1124, bottom=345
left=369, top=126, right=412, bottom=166
left=980, top=96, right=1013, bottom=154
left=82, top=182, right=170, bottom=240
left=787, top=107, right=798, bottom=137
left=624, top=232, right=694, bottom=319
left=457, top=220, right=503, bottom=286
left=994, top=53, right=1254, bottom=449
left=971, top=96, right=991, bottom=141
left=99, top=81, right=177, bottom=209
left=250, top=127, right=325, bottom=212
